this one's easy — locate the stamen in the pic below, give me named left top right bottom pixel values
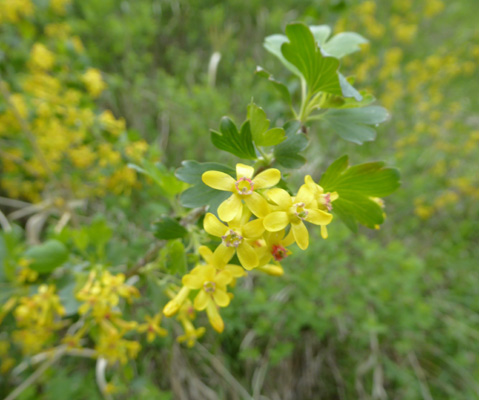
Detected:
left=294, top=202, right=309, bottom=220
left=221, top=229, right=243, bottom=247
left=271, top=244, right=289, bottom=261
left=203, top=281, right=216, bottom=293
left=235, top=177, right=254, bottom=195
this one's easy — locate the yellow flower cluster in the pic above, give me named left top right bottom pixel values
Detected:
left=6, top=285, right=66, bottom=355
left=341, top=0, right=478, bottom=220
left=0, top=4, right=144, bottom=203
left=163, top=164, right=337, bottom=333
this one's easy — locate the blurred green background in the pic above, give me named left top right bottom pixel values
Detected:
left=1, top=0, right=478, bottom=399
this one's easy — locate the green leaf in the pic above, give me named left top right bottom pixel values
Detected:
left=24, top=240, right=69, bottom=274
left=281, top=23, right=341, bottom=97
left=128, top=161, right=185, bottom=197
left=255, top=66, right=292, bottom=105
left=247, top=102, right=286, bottom=147
left=211, top=117, right=256, bottom=159
left=321, top=106, right=389, bottom=144
left=322, top=32, right=368, bottom=59
left=309, top=25, right=332, bottom=45
left=176, top=161, right=235, bottom=212
left=274, top=121, right=308, bottom=168
left=320, top=155, right=401, bottom=231
left=152, top=216, right=188, bottom=240
left=263, top=34, right=300, bottom=76
left=339, top=73, right=362, bottom=102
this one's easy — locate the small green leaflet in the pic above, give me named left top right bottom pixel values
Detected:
left=175, top=161, right=235, bottom=212
left=24, top=239, right=69, bottom=274
left=247, top=102, right=286, bottom=147
left=211, top=117, right=256, bottom=159
left=160, top=240, right=186, bottom=275
left=152, top=216, right=188, bottom=240
left=273, top=121, right=308, bottom=168
left=128, top=161, right=186, bottom=197
left=281, top=23, right=342, bottom=97
left=321, top=106, right=389, bottom=144
left=320, top=155, right=401, bottom=232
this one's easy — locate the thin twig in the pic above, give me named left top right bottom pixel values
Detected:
left=5, top=347, right=66, bottom=400
left=0, top=209, right=12, bottom=232
left=96, top=357, right=113, bottom=400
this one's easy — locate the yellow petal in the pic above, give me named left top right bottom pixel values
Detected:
left=199, top=246, right=213, bottom=264
left=213, top=289, right=231, bottom=307
left=237, top=242, right=259, bottom=270
left=244, top=191, right=270, bottom=218
left=282, top=230, right=295, bottom=247
left=225, top=264, right=247, bottom=278
left=202, top=171, right=235, bottom=191
left=305, top=209, right=333, bottom=225
left=242, top=218, right=265, bottom=239
left=212, top=245, right=235, bottom=267
left=194, top=290, right=210, bottom=311
left=163, top=287, right=190, bottom=317
left=257, top=264, right=284, bottom=276
left=291, top=221, right=309, bottom=250
left=267, top=188, right=292, bottom=209
left=236, top=163, right=254, bottom=179
left=263, top=211, right=289, bottom=232
left=204, top=213, right=227, bottom=237
left=206, top=302, right=224, bottom=333
left=295, top=184, right=314, bottom=206
left=330, top=191, right=339, bottom=201
left=214, top=270, right=233, bottom=286
left=321, top=225, right=328, bottom=239
left=218, top=194, right=243, bottom=222
left=182, top=274, right=204, bottom=290
left=252, top=168, right=281, bottom=189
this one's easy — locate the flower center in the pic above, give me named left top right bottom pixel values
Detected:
left=271, top=244, right=289, bottom=261
left=320, top=193, right=333, bottom=212
left=203, top=281, right=216, bottom=293
left=222, top=229, right=243, bottom=247
left=294, top=202, right=308, bottom=220
left=235, top=177, right=254, bottom=195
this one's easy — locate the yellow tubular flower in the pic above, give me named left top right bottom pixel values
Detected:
left=163, top=286, right=191, bottom=317
left=203, top=213, right=263, bottom=270
left=263, top=187, right=333, bottom=250
left=202, top=163, right=281, bottom=222
left=198, top=245, right=246, bottom=278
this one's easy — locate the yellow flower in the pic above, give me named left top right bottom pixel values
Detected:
left=198, top=245, right=246, bottom=278
left=303, top=175, right=338, bottom=238
left=263, top=186, right=333, bottom=250
left=137, top=313, right=168, bottom=343
left=82, top=68, right=106, bottom=97
left=203, top=212, right=264, bottom=270
left=202, top=163, right=281, bottom=222
left=255, top=230, right=294, bottom=267
left=29, top=44, right=55, bottom=71
left=182, top=265, right=233, bottom=332
left=163, top=286, right=191, bottom=317
left=177, top=317, right=206, bottom=348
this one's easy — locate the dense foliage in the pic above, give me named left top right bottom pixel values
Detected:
left=1, top=0, right=478, bottom=399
